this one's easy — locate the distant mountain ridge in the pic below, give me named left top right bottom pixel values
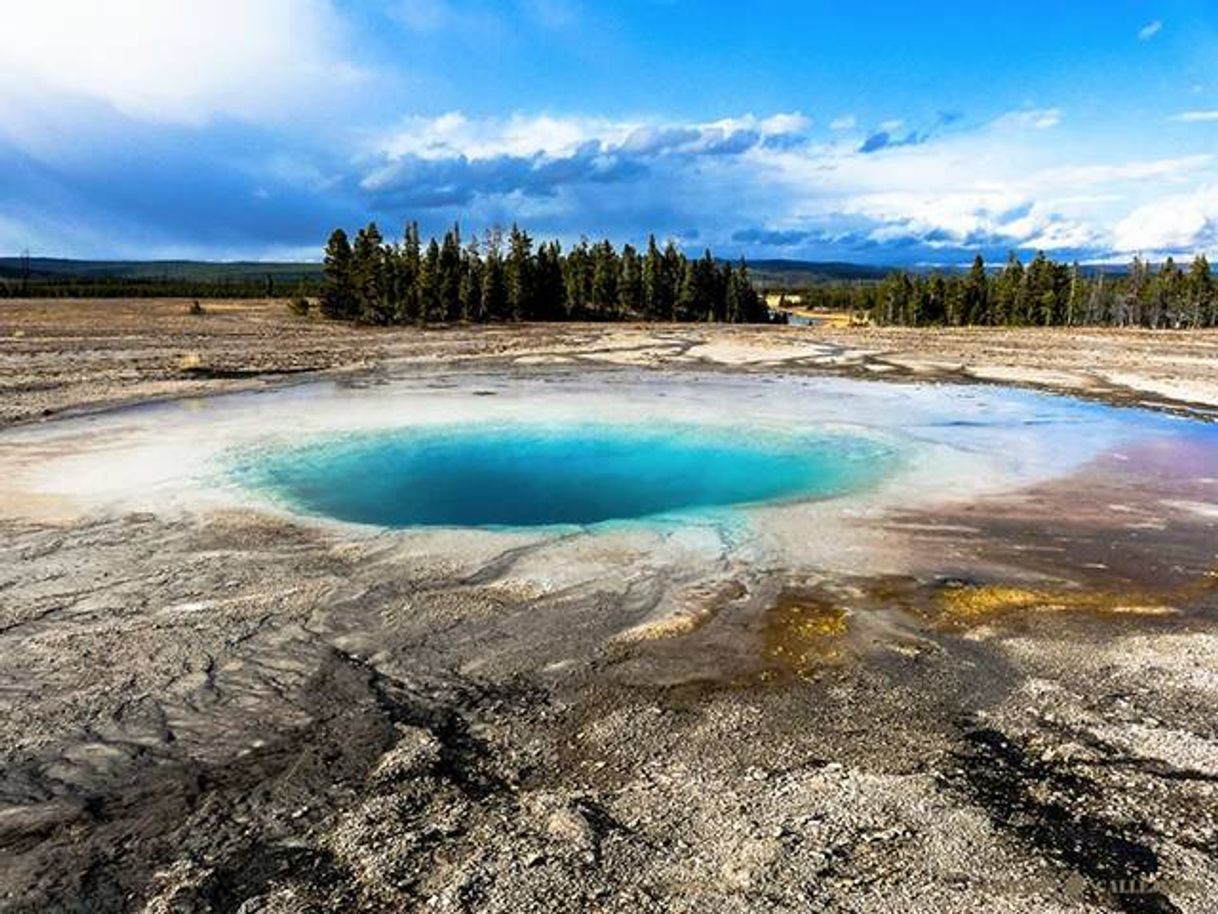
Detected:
left=0, top=257, right=323, bottom=283
left=0, top=256, right=890, bottom=286
left=0, top=256, right=1132, bottom=288
left=745, top=259, right=891, bottom=286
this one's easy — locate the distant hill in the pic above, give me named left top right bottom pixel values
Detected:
left=0, top=257, right=323, bottom=283
left=3, top=256, right=887, bottom=285
left=0, top=255, right=1131, bottom=290
left=0, top=255, right=890, bottom=292
left=744, top=259, right=891, bottom=287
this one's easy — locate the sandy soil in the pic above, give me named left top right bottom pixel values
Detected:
left=2, top=300, right=1218, bottom=913
left=4, top=299, right=1218, bottom=429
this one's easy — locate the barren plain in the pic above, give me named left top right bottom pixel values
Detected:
left=2, top=299, right=1218, bottom=914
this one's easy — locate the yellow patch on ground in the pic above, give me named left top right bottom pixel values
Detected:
left=175, top=351, right=204, bottom=372
left=762, top=591, right=849, bottom=677
left=936, top=584, right=1178, bottom=623
left=777, top=307, right=864, bottom=329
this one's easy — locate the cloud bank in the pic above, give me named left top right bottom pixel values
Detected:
left=344, top=106, right=1217, bottom=263
left=0, top=1, right=361, bottom=128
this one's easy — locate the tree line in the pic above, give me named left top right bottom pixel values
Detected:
left=794, top=252, right=1216, bottom=329
left=315, top=223, right=774, bottom=324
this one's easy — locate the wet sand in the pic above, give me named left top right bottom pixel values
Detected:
left=2, top=301, right=1218, bottom=913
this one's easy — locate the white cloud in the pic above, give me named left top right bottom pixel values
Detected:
left=1138, top=20, right=1163, bottom=41
left=373, top=110, right=809, bottom=162
left=360, top=106, right=1218, bottom=259
left=992, top=108, right=1063, bottom=130
left=1113, top=185, right=1218, bottom=253
left=829, top=115, right=856, bottom=131
left=759, top=112, right=812, bottom=135
left=377, top=112, right=629, bottom=161
left=1171, top=110, right=1218, bottom=123
left=0, top=0, right=361, bottom=126
left=845, top=189, right=1032, bottom=239
left=751, top=109, right=1218, bottom=255
left=1033, top=155, right=1213, bottom=187
left=361, top=110, right=815, bottom=207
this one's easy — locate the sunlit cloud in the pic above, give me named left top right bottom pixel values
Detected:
left=1114, top=184, right=1218, bottom=254
left=349, top=106, right=1218, bottom=263
left=362, top=110, right=813, bottom=206
left=1171, top=110, right=1218, bottom=123
left=0, top=0, right=362, bottom=128
left=1138, top=20, right=1163, bottom=41
left=991, top=108, right=1063, bottom=131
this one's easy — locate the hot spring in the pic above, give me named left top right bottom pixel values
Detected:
left=8, top=373, right=1206, bottom=540
left=232, top=423, right=895, bottom=529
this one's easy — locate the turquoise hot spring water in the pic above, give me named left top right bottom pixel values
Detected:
left=233, top=422, right=895, bottom=529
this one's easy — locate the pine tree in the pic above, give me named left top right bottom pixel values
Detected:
left=708, top=254, right=729, bottom=322
left=320, top=228, right=356, bottom=319
left=1188, top=255, right=1213, bottom=328
left=925, top=274, right=947, bottom=325
left=564, top=239, right=593, bottom=319
left=662, top=241, right=684, bottom=321
left=459, top=238, right=483, bottom=322
left=395, top=222, right=421, bottom=324
left=419, top=239, right=441, bottom=324
left=505, top=224, right=534, bottom=322
left=642, top=235, right=665, bottom=320
left=736, top=260, right=766, bottom=323
left=591, top=240, right=620, bottom=318
left=724, top=264, right=741, bottom=323
left=875, top=273, right=907, bottom=325
left=481, top=229, right=507, bottom=321
left=991, top=253, right=1023, bottom=326
left=351, top=222, right=390, bottom=324
left=1022, top=251, right=1048, bottom=326
left=676, top=259, right=698, bottom=322
left=963, top=255, right=988, bottom=324
left=1154, top=257, right=1185, bottom=328
left=535, top=241, right=567, bottom=320
left=438, top=224, right=463, bottom=321
left=1121, top=256, right=1149, bottom=327
left=619, top=243, right=643, bottom=317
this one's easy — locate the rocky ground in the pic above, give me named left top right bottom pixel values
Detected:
left=2, top=300, right=1218, bottom=913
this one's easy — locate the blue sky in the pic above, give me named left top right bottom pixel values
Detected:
left=2, top=0, right=1217, bottom=264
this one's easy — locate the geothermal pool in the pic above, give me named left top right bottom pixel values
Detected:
left=232, top=424, right=893, bottom=528
left=2, top=372, right=1214, bottom=549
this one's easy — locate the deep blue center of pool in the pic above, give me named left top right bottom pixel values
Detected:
left=235, top=424, right=891, bottom=529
